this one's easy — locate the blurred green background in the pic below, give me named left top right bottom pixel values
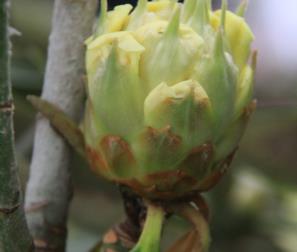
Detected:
left=10, top=0, right=297, bottom=251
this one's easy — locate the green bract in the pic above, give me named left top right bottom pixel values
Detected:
left=83, top=0, right=256, bottom=199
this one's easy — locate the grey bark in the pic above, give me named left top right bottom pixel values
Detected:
left=24, top=0, right=97, bottom=251
left=0, top=0, right=33, bottom=251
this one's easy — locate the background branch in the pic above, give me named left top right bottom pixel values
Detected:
left=24, top=0, right=97, bottom=251
left=0, top=0, right=33, bottom=251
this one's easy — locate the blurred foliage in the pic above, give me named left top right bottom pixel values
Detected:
left=8, top=0, right=297, bottom=252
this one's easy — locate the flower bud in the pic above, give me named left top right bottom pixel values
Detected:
left=83, top=0, right=256, bottom=199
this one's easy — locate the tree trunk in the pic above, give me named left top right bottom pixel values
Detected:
left=24, top=0, right=97, bottom=251
left=0, top=0, right=33, bottom=251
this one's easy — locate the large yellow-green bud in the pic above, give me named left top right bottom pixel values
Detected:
left=83, top=0, right=256, bottom=200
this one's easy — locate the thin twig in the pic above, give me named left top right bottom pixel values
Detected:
left=0, top=0, right=33, bottom=251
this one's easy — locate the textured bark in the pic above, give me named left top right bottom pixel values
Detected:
left=0, top=0, right=33, bottom=251
left=24, top=0, right=97, bottom=251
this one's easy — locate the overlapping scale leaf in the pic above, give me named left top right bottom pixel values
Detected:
left=193, top=30, right=238, bottom=137
left=97, top=3, right=133, bottom=35
left=131, top=125, right=184, bottom=175
left=186, top=0, right=211, bottom=35
left=234, top=63, right=255, bottom=118
left=215, top=100, right=256, bottom=162
left=144, top=80, right=213, bottom=150
left=211, top=10, right=254, bottom=69
left=135, top=10, right=204, bottom=92
left=86, top=32, right=145, bottom=138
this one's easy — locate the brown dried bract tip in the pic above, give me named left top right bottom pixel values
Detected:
left=27, top=95, right=86, bottom=158
left=145, top=126, right=182, bottom=148
left=86, top=146, right=109, bottom=174
left=100, top=135, right=136, bottom=176
left=103, top=229, right=118, bottom=244
left=196, top=148, right=237, bottom=193
left=181, top=143, right=214, bottom=174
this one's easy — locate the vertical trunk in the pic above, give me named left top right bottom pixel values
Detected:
left=0, top=0, right=33, bottom=251
left=24, top=0, right=97, bottom=251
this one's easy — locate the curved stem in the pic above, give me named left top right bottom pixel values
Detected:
left=130, top=203, right=165, bottom=252
left=192, top=194, right=210, bottom=222
left=178, top=204, right=210, bottom=252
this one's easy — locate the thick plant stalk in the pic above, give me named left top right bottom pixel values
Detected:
left=0, top=0, right=33, bottom=251
left=24, top=0, right=97, bottom=251
left=130, top=203, right=165, bottom=252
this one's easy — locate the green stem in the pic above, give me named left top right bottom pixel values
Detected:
left=130, top=203, right=165, bottom=252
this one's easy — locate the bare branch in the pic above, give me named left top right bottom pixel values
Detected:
left=24, top=0, right=97, bottom=251
left=0, top=0, right=33, bottom=251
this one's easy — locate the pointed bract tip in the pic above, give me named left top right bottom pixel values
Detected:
left=164, top=7, right=181, bottom=38
left=182, top=0, right=197, bottom=21
left=136, top=0, right=147, bottom=10
left=190, top=0, right=210, bottom=33
left=214, top=28, right=225, bottom=58
left=220, top=0, right=228, bottom=30
left=101, top=0, right=108, bottom=14
left=95, top=0, right=108, bottom=36
left=236, top=0, right=248, bottom=17
left=200, top=0, right=211, bottom=22
left=204, top=0, right=210, bottom=22
left=207, top=0, right=212, bottom=12
left=126, top=0, right=147, bottom=30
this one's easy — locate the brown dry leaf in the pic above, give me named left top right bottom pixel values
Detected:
left=27, top=95, right=86, bottom=158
